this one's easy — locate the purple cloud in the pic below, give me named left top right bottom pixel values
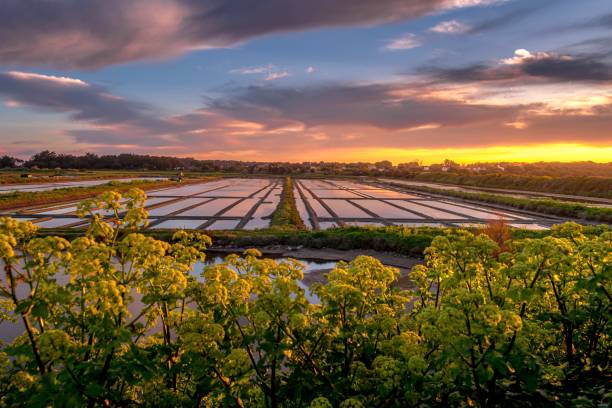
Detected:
left=2, top=70, right=611, bottom=158
left=426, top=49, right=612, bottom=83
left=0, top=0, right=502, bottom=69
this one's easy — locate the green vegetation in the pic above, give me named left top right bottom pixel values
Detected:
left=0, top=179, right=207, bottom=211
left=410, top=172, right=612, bottom=199
left=211, top=225, right=440, bottom=256
left=387, top=183, right=612, bottom=224
left=36, top=225, right=442, bottom=256
left=270, top=177, right=307, bottom=230
left=0, top=190, right=609, bottom=407
left=35, top=222, right=609, bottom=257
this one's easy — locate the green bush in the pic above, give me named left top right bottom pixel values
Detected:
left=0, top=190, right=609, bottom=406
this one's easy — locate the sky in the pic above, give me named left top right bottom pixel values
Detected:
left=0, top=0, right=611, bottom=164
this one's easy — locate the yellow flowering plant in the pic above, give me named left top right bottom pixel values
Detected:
left=0, top=190, right=609, bottom=407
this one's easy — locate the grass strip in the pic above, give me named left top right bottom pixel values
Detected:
left=269, top=177, right=307, bottom=230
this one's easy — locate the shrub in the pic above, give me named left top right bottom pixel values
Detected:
left=0, top=190, right=609, bottom=406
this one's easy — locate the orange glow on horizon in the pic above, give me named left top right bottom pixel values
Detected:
left=294, top=143, right=612, bottom=165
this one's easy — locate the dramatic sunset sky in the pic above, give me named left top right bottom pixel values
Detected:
left=0, top=0, right=611, bottom=163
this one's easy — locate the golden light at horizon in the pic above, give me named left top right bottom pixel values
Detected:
left=310, top=144, right=612, bottom=165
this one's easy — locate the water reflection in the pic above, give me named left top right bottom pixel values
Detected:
left=0, top=255, right=336, bottom=344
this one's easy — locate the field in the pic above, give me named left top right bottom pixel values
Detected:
left=399, top=171, right=612, bottom=199
left=0, top=178, right=282, bottom=230
left=0, top=177, right=567, bottom=231
left=0, top=176, right=165, bottom=194
left=294, top=179, right=554, bottom=230
left=378, top=179, right=612, bottom=224
left=378, top=177, right=612, bottom=206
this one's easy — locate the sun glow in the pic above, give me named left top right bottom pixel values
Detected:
left=314, top=144, right=612, bottom=164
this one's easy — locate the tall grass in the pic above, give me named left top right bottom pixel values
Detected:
left=269, top=177, right=307, bottom=230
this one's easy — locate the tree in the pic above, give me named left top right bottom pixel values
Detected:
left=375, top=160, right=393, bottom=170
left=0, top=155, right=22, bottom=168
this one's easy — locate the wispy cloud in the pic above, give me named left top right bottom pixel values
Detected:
left=468, top=2, right=548, bottom=33
left=5, top=71, right=89, bottom=87
left=429, top=20, right=470, bottom=34
left=265, top=71, right=290, bottom=81
left=230, top=65, right=290, bottom=81
left=444, top=0, right=508, bottom=7
left=383, top=33, right=421, bottom=51
left=230, top=66, right=272, bottom=75
left=306, top=66, right=316, bottom=73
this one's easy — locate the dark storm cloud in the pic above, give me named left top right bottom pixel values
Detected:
left=427, top=52, right=612, bottom=83
left=0, top=0, right=499, bottom=69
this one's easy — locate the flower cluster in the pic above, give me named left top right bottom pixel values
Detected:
left=0, top=189, right=609, bottom=407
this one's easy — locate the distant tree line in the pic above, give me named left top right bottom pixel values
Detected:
left=23, top=151, right=192, bottom=171
left=1, top=151, right=610, bottom=179
left=0, top=155, right=23, bottom=168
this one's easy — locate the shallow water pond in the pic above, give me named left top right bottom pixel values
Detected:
left=0, top=255, right=336, bottom=344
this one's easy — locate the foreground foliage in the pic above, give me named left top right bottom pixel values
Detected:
left=0, top=189, right=610, bottom=407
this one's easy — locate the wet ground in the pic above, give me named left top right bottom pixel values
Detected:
left=378, top=178, right=612, bottom=208
left=0, top=249, right=420, bottom=343
left=294, top=179, right=554, bottom=230
left=0, top=178, right=282, bottom=230
left=0, top=177, right=165, bottom=194
left=1, top=177, right=562, bottom=230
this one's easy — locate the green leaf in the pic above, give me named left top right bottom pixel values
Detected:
left=31, top=300, right=49, bottom=318
left=85, top=383, right=104, bottom=397
left=487, top=352, right=509, bottom=377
